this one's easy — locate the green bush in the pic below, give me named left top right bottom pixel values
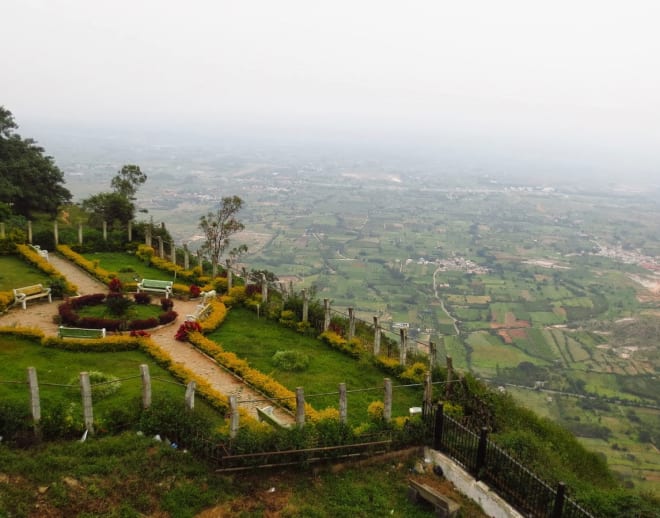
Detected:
left=272, top=350, right=310, bottom=371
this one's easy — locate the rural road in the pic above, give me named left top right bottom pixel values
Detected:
left=0, top=253, right=294, bottom=424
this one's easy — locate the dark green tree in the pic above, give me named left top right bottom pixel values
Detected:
left=81, top=164, right=147, bottom=228
left=0, top=106, right=71, bottom=217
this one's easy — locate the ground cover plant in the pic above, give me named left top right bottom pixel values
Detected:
left=0, top=434, right=490, bottom=518
left=207, top=307, right=424, bottom=424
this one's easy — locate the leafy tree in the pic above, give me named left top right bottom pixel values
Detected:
left=0, top=106, right=71, bottom=217
left=81, top=192, right=134, bottom=227
left=111, top=164, right=147, bottom=199
left=199, top=195, right=247, bottom=277
left=81, top=164, right=147, bottom=228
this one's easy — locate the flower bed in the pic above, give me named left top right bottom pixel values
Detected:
left=58, top=293, right=177, bottom=331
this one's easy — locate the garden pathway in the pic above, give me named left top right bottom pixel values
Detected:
left=0, top=254, right=294, bottom=425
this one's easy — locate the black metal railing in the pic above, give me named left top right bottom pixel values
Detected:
left=432, top=404, right=595, bottom=518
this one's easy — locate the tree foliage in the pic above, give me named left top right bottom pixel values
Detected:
left=81, top=164, right=147, bottom=228
left=199, top=195, right=247, bottom=277
left=0, top=106, right=71, bottom=217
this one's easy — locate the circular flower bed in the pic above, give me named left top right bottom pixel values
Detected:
left=58, top=293, right=177, bottom=332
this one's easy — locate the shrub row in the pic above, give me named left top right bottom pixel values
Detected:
left=57, top=244, right=119, bottom=287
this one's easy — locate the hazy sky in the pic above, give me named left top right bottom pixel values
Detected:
left=3, top=0, right=660, bottom=177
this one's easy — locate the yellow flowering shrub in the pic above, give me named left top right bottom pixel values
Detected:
left=199, top=300, right=228, bottom=333
left=0, top=326, right=45, bottom=340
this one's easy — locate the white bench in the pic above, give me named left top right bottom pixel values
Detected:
left=137, top=279, right=173, bottom=298
left=257, top=406, right=292, bottom=429
left=13, top=284, right=52, bottom=310
left=58, top=326, right=106, bottom=339
left=186, top=303, right=212, bottom=322
left=29, top=244, right=49, bottom=261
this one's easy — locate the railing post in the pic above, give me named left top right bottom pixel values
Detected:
left=552, top=482, right=566, bottom=518
left=140, top=364, right=151, bottom=409
left=229, top=395, right=239, bottom=438
left=53, top=220, right=58, bottom=246
left=302, top=289, right=308, bottom=323
left=227, top=260, right=233, bottom=290
left=0, top=222, right=5, bottom=239
left=127, top=220, right=132, bottom=242
left=348, top=307, right=355, bottom=340
left=296, top=387, right=305, bottom=428
left=78, top=222, right=83, bottom=245
left=423, top=371, right=433, bottom=419
left=183, top=245, right=189, bottom=270
left=429, top=341, right=436, bottom=369
left=475, top=426, right=488, bottom=480
left=373, top=316, right=381, bottom=355
left=27, top=367, right=41, bottom=428
left=27, top=220, right=32, bottom=243
left=446, top=356, right=453, bottom=398
left=80, top=372, right=94, bottom=435
left=433, top=403, right=444, bottom=450
left=338, top=383, right=347, bottom=424
left=145, top=224, right=152, bottom=247
left=102, top=220, right=107, bottom=241
left=157, top=236, right=164, bottom=258
left=323, top=298, right=330, bottom=332
left=383, top=378, right=392, bottom=423
left=185, top=381, right=196, bottom=410
left=399, top=327, right=407, bottom=365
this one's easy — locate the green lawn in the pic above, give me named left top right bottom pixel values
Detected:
left=0, top=335, right=220, bottom=429
left=0, top=255, right=52, bottom=291
left=208, top=308, right=423, bottom=424
left=82, top=252, right=177, bottom=284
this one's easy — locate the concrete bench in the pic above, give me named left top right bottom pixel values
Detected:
left=408, top=479, right=460, bottom=518
left=186, top=303, right=212, bottom=322
left=13, top=284, right=52, bottom=310
left=29, top=244, right=49, bottom=261
left=137, top=279, right=173, bottom=298
left=58, top=326, right=106, bottom=339
left=257, top=406, right=291, bottom=429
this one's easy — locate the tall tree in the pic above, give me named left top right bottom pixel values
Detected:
left=0, top=106, right=71, bottom=217
left=111, top=164, right=147, bottom=199
left=81, top=164, right=147, bottom=228
left=199, top=196, right=247, bottom=277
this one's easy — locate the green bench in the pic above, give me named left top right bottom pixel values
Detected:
left=13, top=284, right=52, bottom=310
left=58, top=326, right=107, bottom=339
left=137, top=279, right=173, bottom=298
left=407, top=479, right=460, bottom=517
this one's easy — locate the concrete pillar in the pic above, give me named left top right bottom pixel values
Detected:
left=227, top=268, right=233, bottom=290
left=0, top=222, right=5, bottom=239
left=399, top=328, right=408, bottom=365
left=145, top=225, right=152, bottom=247
left=27, top=220, right=33, bottom=243
left=27, top=367, right=41, bottom=425
left=323, top=299, right=330, bottom=332
left=80, top=372, right=94, bottom=434
left=78, top=222, right=83, bottom=245
left=230, top=395, right=239, bottom=438
left=261, top=274, right=268, bottom=303
left=185, top=381, right=196, bottom=410
left=339, top=383, right=347, bottom=424
left=127, top=221, right=132, bottom=242
left=53, top=220, right=59, bottom=246
left=383, top=378, right=392, bottom=423
left=348, top=308, right=355, bottom=340
left=140, top=364, right=151, bottom=409
left=295, top=387, right=305, bottom=428
left=102, top=221, right=107, bottom=241
left=373, top=316, right=381, bottom=355
left=302, top=289, right=308, bottom=323
left=157, top=236, right=164, bottom=258
left=184, top=247, right=190, bottom=270
left=429, top=341, right=437, bottom=370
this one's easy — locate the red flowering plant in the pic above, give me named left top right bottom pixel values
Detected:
left=130, top=329, right=151, bottom=338
left=174, top=320, right=202, bottom=341
left=160, top=297, right=174, bottom=311
left=108, top=277, right=123, bottom=293
left=189, top=284, right=201, bottom=298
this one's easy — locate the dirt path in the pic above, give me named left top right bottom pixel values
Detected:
left=0, top=254, right=294, bottom=424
